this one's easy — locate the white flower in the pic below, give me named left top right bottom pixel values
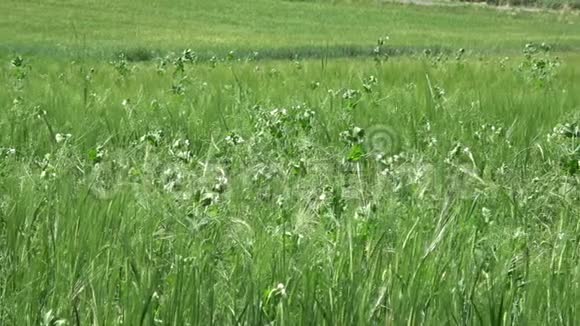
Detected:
left=275, top=195, right=285, bottom=208
left=55, top=133, right=72, bottom=143
left=1, top=148, right=16, bottom=156
left=427, top=137, right=437, bottom=147
left=482, top=207, right=491, bottom=218
left=276, top=283, right=287, bottom=297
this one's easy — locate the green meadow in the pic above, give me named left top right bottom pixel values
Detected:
left=1, top=0, right=580, bottom=325
left=2, top=0, right=580, bottom=58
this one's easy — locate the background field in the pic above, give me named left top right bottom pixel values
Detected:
left=1, top=0, right=580, bottom=325
left=1, top=0, right=580, bottom=60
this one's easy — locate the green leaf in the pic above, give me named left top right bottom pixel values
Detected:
left=347, top=144, right=365, bottom=162
left=88, top=148, right=100, bottom=164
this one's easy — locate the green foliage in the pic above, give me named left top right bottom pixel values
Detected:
left=0, top=1, right=580, bottom=323
left=119, top=47, right=157, bottom=62
left=1, top=49, right=580, bottom=324
left=1, top=0, right=580, bottom=60
left=519, top=42, right=560, bottom=87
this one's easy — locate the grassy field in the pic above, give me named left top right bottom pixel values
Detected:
left=1, top=0, right=580, bottom=59
left=2, top=0, right=580, bottom=325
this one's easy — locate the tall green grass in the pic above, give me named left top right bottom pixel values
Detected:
left=1, top=49, right=579, bottom=324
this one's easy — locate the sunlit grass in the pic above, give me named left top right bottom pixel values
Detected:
left=1, top=44, right=580, bottom=324
left=2, top=0, right=580, bottom=323
left=1, top=0, right=580, bottom=60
